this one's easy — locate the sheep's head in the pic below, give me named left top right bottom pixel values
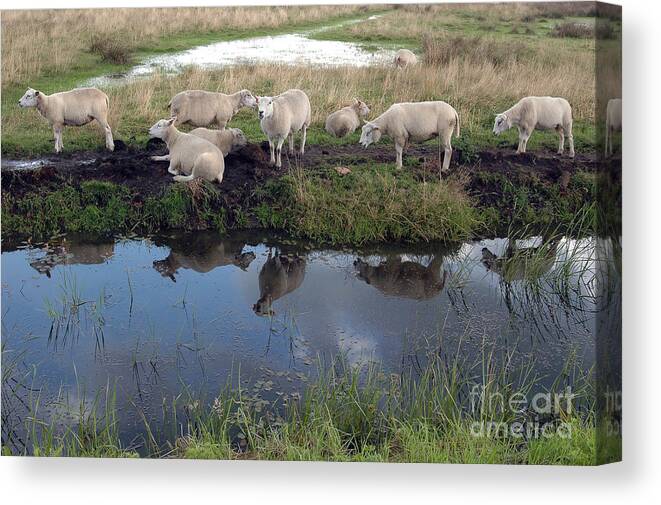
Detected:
left=233, top=251, right=256, bottom=271
left=360, top=121, right=381, bottom=147
left=18, top=88, right=40, bottom=108
left=149, top=117, right=176, bottom=139
left=354, top=99, right=370, bottom=117
left=493, top=113, right=511, bottom=135
left=252, top=295, right=274, bottom=317
left=257, top=96, right=274, bottom=120
left=229, top=128, right=248, bottom=151
left=153, top=259, right=177, bottom=282
left=239, top=90, right=257, bottom=109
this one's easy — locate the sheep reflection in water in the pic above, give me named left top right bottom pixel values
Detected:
left=253, top=252, right=306, bottom=316
left=353, top=255, right=448, bottom=300
left=30, top=238, right=114, bottom=277
left=152, top=233, right=256, bottom=282
left=481, top=239, right=560, bottom=284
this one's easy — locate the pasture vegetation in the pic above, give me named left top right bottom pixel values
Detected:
left=1, top=3, right=615, bottom=243
left=0, top=3, right=619, bottom=155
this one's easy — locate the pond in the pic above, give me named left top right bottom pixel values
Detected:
left=1, top=230, right=599, bottom=453
left=86, top=15, right=395, bottom=87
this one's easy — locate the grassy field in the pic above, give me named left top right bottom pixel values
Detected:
left=0, top=3, right=621, bottom=157
left=1, top=3, right=613, bottom=244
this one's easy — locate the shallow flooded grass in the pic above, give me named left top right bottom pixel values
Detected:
left=4, top=347, right=596, bottom=464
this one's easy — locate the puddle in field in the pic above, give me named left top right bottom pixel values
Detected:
left=85, top=15, right=395, bottom=87
left=1, top=159, right=49, bottom=171
left=2, top=230, right=612, bottom=453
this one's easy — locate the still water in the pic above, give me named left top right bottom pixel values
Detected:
left=2, top=231, right=598, bottom=450
left=86, top=15, right=395, bottom=87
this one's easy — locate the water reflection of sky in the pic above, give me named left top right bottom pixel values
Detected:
left=1, top=232, right=600, bottom=446
left=86, top=15, right=395, bottom=87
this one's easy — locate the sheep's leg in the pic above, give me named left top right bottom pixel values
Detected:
left=173, top=173, right=195, bottom=182
left=557, top=126, right=565, bottom=154
left=567, top=123, right=575, bottom=158
left=515, top=126, right=523, bottom=153
left=167, top=162, right=180, bottom=175
left=268, top=140, right=276, bottom=165
left=96, top=117, right=115, bottom=152
left=442, top=144, right=453, bottom=173
left=288, top=132, right=295, bottom=155
left=53, top=124, right=63, bottom=153
left=275, top=137, right=286, bottom=168
left=173, top=164, right=195, bottom=182
left=519, top=130, right=531, bottom=154
left=300, top=125, right=307, bottom=155
left=151, top=154, right=171, bottom=162
left=395, top=142, right=403, bottom=169
left=439, top=130, right=453, bottom=174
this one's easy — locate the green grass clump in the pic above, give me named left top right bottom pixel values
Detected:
left=255, top=165, right=479, bottom=245
left=1, top=180, right=227, bottom=239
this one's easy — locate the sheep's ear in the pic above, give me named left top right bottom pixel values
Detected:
left=35, top=90, right=40, bottom=96
left=167, top=116, right=177, bottom=125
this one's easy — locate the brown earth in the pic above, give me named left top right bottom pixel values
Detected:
left=1, top=140, right=612, bottom=210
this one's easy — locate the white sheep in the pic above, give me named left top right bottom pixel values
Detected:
left=151, top=127, right=247, bottom=162
left=605, top=98, right=622, bottom=157
left=18, top=87, right=114, bottom=153
left=167, top=89, right=257, bottom=129
left=493, top=96, right=575, bottom=157
left=148, top=117, right=225, bottom=184
left=394, top=49, right=418, bottom=68
left=359, top=101, right=460, bottom=172
left=325, top=99, right=370, bottom=138
left=257, top=89, right=311, bottom=168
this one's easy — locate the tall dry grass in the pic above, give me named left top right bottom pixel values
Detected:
left=97, top=39, right=595, bottom=138
left=1, top=5, right=373, bottom=86
left=324, top=2, right=598, bottom=42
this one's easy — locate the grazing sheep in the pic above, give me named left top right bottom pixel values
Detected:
left=18, top=87, right=114, bottom=153
left=354, top=256, right=448, bottom=300
left=325, top=99, right=370, bottom=138
left=493, top=96, right=575, bottom=157
left=148, top=117, right=224, bottom=184
left=257, top=89, right=311, bottom=168
left=253, top=253, right=306, bottom=316
left=605, top=98, right=622, bottom=157
left=359, top=101, right=460, bottom=172
left=167, top=89, right=257, bottom=128
left=394, top=49, right=417, bottom=68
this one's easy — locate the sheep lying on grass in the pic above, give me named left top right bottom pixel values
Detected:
left=325, top=99, right=370, bottom=138
left=148, top=117, right=224, bottom=184
left=150, top=127, right=247, bottom=162
left=493, top=96, right=575, bottom=157
left=257, top=89, right=311, bottom=168
left=394, top=49, right=417, bottom=68
left=359, top=101, right=460, bottom=173
left=167, top=89, right=257, bottom=128
left=605, top=98, right=622, bottom=158
left=18, top=87, right=114, bottom=153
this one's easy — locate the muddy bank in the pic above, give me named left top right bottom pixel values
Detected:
left=1, top=141, right=612, bottom=243
left=2, top=140, right=599, bottom=197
